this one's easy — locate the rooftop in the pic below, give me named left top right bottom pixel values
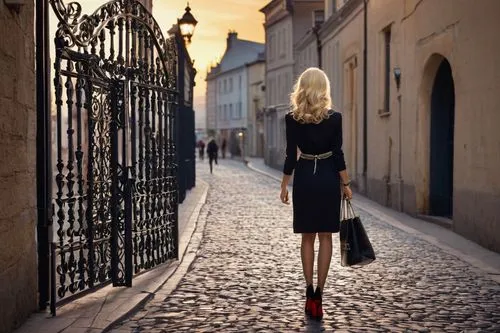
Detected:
left=207, top=31, right=265, bottom=78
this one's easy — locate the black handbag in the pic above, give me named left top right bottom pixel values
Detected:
left=339, top=199, right=376, bottom=267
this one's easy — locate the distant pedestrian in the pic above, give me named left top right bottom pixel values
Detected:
left=221, top=138, right=227, bottom=159
left=280, top=67, right=352, bottom=321
left=198, top=140, right=205, bottom=161
left=207, top=138, right=219, bottom=174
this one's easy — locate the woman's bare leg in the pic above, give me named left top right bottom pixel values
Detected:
left=317, top=232, right=333, bottom=291
left=301, top=233, right=316, bottom=286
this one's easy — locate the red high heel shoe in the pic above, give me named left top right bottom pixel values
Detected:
left=312, top=287, right=323, bottom=320
left=305, top=285, right=315, bottom=315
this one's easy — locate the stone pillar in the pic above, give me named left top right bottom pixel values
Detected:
left=0, top=1, right=37, bottom=332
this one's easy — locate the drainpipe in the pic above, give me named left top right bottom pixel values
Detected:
left=398, top=93, right=403, bottom=211
left=362, top=0, right=368, bottom=192
left=394, top=67, right=403, bottom=212
left=313, top=25, right=322, bottom=69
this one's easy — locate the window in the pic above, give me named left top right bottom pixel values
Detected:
left=280, top=29, right=285, bottom=57
left=277, top=75, right=282, bottom=103
left=383, top=26, right=391, bottom=113
left=239, top=75, right=242, bottom=90
left=285, top=73, right=290, bottom=97
left=224, top=79, right=227, bottom=93
left=277, top=31, right=281, bottom=57
left=238, top=102, right=242, bottom=119
left=230, top=104, right=233, bottom=119
left=218, top=105, right=222, bottom=120
left=269, top=34, right=275, bottom=61
left=219, top=81, right=222, bottom=94
left=283, top=31, right=287, bottom=56
left=269, top=79, right=273, bottom=105
left=224, top=104, right=227, bottom=120
left=229, top=78, right=233, bottom=92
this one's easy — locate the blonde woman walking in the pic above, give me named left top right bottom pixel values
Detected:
left=280, top=67, right=352, bottom=320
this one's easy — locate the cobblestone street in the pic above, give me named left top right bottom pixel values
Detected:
left=111, top=160, right=500, bottom=332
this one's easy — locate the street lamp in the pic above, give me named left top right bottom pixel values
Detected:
left=312, top=23, right=322, bottom=69
left=393, top=66, right=401, bottom=91
left=312, top=10, right=324, bottom=69
left=178, top=2, right=198, bottom=44
left=238, top=131, right=245, bottom=160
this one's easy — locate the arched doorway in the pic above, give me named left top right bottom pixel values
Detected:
left=429, top=59, right=455, bottom=217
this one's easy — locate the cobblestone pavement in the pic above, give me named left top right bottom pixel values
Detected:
left=111, top=160, right=500, bottom=332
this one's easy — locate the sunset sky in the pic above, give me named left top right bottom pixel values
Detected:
left=153, top=0, right=269, bottom=121
left=49, top=0, right=269, bottom=126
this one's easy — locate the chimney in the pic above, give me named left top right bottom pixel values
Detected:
left=227, top=30, right=238, bottom=49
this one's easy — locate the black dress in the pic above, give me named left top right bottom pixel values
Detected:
left=283, top=110, right=346, bottom=234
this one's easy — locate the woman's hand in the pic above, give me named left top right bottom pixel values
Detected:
left=342, top=185, right=353, bottom=200
left=280, top=186, right=290, bottom=204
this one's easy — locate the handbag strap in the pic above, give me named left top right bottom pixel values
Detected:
left=341, top=199, right=357, bottom=220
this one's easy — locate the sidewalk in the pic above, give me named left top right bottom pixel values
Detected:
left=15, top=180, right=209, bottom=333
left=246, top=157, right=500, bottom=283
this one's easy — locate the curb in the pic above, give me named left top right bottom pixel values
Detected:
left=103, top=180, right=210, bottom=332
left=246, top=161, right=282, bottom=183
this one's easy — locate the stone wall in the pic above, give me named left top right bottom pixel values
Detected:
left=364, top=0, right=500, bottom=252
left=0, top=2, right=37, bottom=333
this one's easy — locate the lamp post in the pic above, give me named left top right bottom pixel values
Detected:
left=178, top=2, right=198, bottom=44
left=238, top=130, right=245, bottom=161
left=174, top=2, right=198, bottom=205
left=393, top=66, right=403, bottom=212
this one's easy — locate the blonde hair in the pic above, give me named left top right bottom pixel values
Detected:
left=290, top=67, right=332, bottom=124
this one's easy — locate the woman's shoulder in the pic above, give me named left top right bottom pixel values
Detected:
left=326, top=109, right=342, bottom=121
left=285, top=112, right=296, bottom=123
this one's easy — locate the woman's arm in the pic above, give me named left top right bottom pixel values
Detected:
left=282, top=114, right=297, bottom=188
left=339, top=169, right=350, bottom=185
left=281, top=174, right=292, bottom=189
left=333, top=113, right=352, bottom=197
left=332, top=112, right=347, bottom=173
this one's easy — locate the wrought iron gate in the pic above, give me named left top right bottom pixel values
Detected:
left=45, top=0, right=179, bottom=312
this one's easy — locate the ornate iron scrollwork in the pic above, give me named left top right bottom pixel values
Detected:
left=50, top=0, right=177, bottom=88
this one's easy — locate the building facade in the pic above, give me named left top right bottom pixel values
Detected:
left=261, top=0, right=324, bottom=169
left=246, top=58, right=266, bottom=157
left=205, top=32, right=265, bottom=156
left=205, top=66, right=219, bottom=136
left=317, top=0, right=500, bottom=252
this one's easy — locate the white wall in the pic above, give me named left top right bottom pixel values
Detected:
left=205, top=78, right=217, bottom=131
left=265, top=16, right=294, bottom=107
left=216, top=67, right=248, bottom=130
